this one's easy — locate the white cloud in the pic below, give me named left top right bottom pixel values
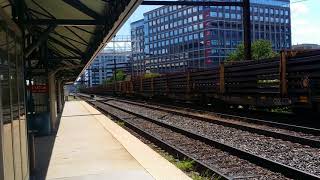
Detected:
left=291, top=22, right=320, bottom=44
left=291, top=2, right=320, bottom=44
left=291, top=3, right=309, bottom=16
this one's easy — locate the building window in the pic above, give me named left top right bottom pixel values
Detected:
left=193, top=24, right=198, bottom=30
left=210, top=12, right=217, bottom=17
left=193, top=7, right=197, bottom=12
left=200, top=32, right=204, bottom=38
left=187, top=8, right=192, bottom=14
left=199, top=23, right=203, bottom=29
left=193, top=16, right=198, bottom=21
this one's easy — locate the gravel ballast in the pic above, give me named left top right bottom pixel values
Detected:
left=107, top=100, right=320, bottom=177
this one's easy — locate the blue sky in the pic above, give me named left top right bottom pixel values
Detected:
left=290, top=0, right=320, bottom=44
left=115, top=0, right=320, bottom=45
left=117, top=6, right=160, bottom=35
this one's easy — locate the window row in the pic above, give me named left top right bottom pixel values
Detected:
left=148, top=33, right=205, bottom=48
left=148, top=24, right=203, bottom=40
left=145, top=3, right=289, bottom=22
left=147, top=14, right=203, bottom=27
left=146, top=6, right=202, bottom=20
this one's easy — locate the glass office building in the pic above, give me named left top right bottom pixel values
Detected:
left=131, top=19, right=146, bottom=76
left=131, top=0, right=291, bottom=74
left=85, top=51, right=131, bottom=87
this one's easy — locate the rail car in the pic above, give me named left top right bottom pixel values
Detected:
left=82, top=50, right=320, bottom=112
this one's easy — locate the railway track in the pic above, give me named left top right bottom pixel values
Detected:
left=81, top=95, right=320, bottom=179
left=104, top=98, right=320, bottom=148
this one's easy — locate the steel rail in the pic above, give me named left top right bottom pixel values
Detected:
left=80, top=94, right=320, bottom=137
left=81, top=93, right=320, bottom=139
left=85, top=99, right=230, bottom=180
left=101, top=101, right=320, bottom=180
left=101, top=99, right=320, bottom=148
left=89, top=98, right=320, bottom=180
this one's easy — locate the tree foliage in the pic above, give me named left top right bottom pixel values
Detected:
left=228, top=44, right=245, bottom=61
left=227, top=40, right=278, bottom=61
left=103, top=69, right=126, bottom=85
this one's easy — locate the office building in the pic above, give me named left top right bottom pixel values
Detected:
left=131, top=0, right=291, bottom=74
left=131, top=19, right=146, bottom=75
left=85, top=51, right=131, bottom=87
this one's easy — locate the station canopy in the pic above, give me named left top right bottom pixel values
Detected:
left=1, top=0, right=141, bottom=82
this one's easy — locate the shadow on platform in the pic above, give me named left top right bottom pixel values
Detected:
left=34, top=135, right=56, bottom=180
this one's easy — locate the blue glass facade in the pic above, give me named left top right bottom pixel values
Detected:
left=131, top=0, right=291, bottom=74
left=131, top=20, right=146, bottom=75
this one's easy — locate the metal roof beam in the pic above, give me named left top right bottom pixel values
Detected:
left=28, top=8, right=53, bottom=19
left=50, top=56, right=82, bottom=60
left=62, top=0, right=102, bottom=20
left=58, top=35, right=84, bottom=54
left=141, top=1, right=243, bottom=6
left=65, top=26, right=89, bottom=45
left=49, top=36, right=84, bottom=56
left=73, top=26, right=95, bottom=35
left=25, top=24, right=57, bottom=57
left=52, top=31, right=88, bottom=45
left=24, top=19, right=105, bottom=26
left=31, top=56, right=82, bottom=60
left=48, top=43, right=72, bottom=57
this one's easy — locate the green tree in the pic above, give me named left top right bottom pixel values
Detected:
left=228, top=44, right=245, bottom=61
left=114, top=69, right=126, bottom=81
left=227, top=40, right=278, bottom=61
left=252, top=40, right=278, bottom=60
left=103, top=69, right=126, bottom=85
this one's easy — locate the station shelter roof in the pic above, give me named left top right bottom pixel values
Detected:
left=1, top=0, right=142, bottom=82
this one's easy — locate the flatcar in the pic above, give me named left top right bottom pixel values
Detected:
left=82, top=50, right=320, bottom=112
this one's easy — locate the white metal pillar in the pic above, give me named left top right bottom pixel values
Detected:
left=48, top=73, right=57, bottom=132
left=57, top=80, right=62, bottom=113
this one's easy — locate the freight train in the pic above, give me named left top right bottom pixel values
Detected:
left=81, top=50, right=320, bottom=112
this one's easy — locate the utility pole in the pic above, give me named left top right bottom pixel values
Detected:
left=243, top=0, right=252, bottom=60
left=113, top=36, right=117, bottom=94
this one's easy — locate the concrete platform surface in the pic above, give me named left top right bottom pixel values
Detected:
left=45, top=100, right=191, bottom=180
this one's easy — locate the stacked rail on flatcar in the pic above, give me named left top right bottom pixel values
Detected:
left=82, top=50, right=320, bottom=112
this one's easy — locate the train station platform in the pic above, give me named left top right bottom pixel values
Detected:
left=42, top=100, right=190, bottom=180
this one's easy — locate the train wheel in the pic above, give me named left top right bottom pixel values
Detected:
left=211, top=99, right=228, bottom=110
left=292, top=106, right=312, bottom=115
left=199, top=95, right=208, bottom=106
left=312, top=102, right=320, bottom=113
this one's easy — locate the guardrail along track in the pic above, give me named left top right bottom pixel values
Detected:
left=81, top=96, right=320, bottom=180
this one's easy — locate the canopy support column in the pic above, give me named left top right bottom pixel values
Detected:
left=57, top=80, right=63, bottom=113
left=48, top=72, right=57, bottom=132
